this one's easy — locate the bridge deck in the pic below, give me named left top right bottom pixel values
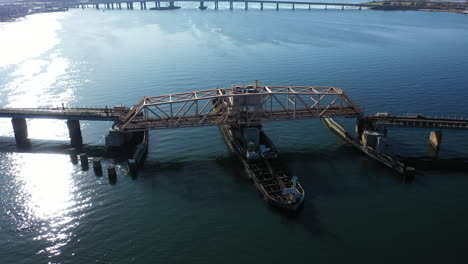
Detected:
left=0, top=107, right=130, bottom=121
left=366, top=115, right=468, bottom=130
left=82, top=0, right=375, bottom=8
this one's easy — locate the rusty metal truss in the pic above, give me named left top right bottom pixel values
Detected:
left=115, top=86, right=363, bottom=132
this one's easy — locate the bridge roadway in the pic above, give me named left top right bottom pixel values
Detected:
left=0, top=107, right=130, bottom=121
left=365, top=115, right=468, bottom=130
left=75, top=0, right=375, bottom=9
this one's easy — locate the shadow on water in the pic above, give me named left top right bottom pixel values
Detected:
left=141, top=153, right=331, bottom=237
left=0, top=137, right=132, bottom=161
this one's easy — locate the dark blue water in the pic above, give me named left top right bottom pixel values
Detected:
left=1, top=6, right=468, bottom=263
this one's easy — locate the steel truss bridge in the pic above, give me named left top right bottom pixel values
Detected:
left=116, top=86, right=363, bottom=132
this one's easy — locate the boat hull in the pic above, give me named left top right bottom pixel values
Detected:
left=219, top=125, right=305, bottom=211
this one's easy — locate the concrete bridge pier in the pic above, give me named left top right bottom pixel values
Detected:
left=309, top=4, right=311, bottom=10
left=106, top=3, right=111, bottom=9
left=95, top=4, right=100, bottom=9
left=118, top=3, right=122, bottom=9
left=199, top=1, right=206, bottom=9
left=67, top=120, right=83, bottom=148
left=429, top=130, right=443, bottom=152
left=260, top=2, right=263, bottom=10
left=230, top=1, right=233, bottom=10
left=342, top=5, right=344, bottom=10
left=11, top=118, right=29, bottom=145
left=245, top=1, right=248, bottom=10
left=325, top=5, right=327, bottom=10
left=215, top=1, right=218, bottom=10
left=359, top=6, right=362, bottom=10
left=169, top=1, right=175, bottom=8
left=111, top=3, right=114, bottom=9
left=292, top=3, right=294, bottom=10
left=276, top=3, right=279, bottom=10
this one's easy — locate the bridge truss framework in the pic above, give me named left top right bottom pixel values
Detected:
left=116, top=86, right=363, bottom=132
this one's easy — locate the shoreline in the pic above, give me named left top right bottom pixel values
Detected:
left=364, top=1, right=468, bottom=15
left=0, top=5, right=68, bottom=22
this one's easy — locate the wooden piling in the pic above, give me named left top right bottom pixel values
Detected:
left=404, top=167, right=415, bottom=183
left=108, top=165, right=117, bottom=183
left=93, top=158, right=103, bottom=176
left=79, top=153, right=89, bottom=170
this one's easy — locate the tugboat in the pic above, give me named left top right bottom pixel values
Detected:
left=220, top=125, right=305, bottom=211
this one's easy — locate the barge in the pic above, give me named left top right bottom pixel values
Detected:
left=220, top=125, right=305, bottom=211
left=322, top=117, right=415, bottom=180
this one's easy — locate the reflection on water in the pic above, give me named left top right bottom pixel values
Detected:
left=2, top=153, right=89, bottom=257
left=0, top=13, right=64, bottom=68
left=0, top=12, right=79, bottom=140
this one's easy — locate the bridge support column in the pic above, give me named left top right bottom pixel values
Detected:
left=199, top=1, right=206, bottom=9
left=169, top=1, right=175, bottom=8
left=111, top=3, right=114, bottom=9
left=11, top=118, right=28, bottom=145
left=359, top=6, right=362, bottom=10
left=325, top=5, right=327, bottom=10
left=230, top=1, right=233, bottom=10
left=96, top=4, right=100, bottom=9
left=342, top=5, right=344, bottom=10
left=429, top=130, right=442, bottom=152
left=106, top=3, right=110, bottom=9
left=309, top=4, right=311, bottom=10
left=215, top=1, right=218, bottom=10
left=67, top=120, right=83, bottom=148
left=260, top=2, right=263, bottom=10
left=292, top=3, right=294, bottom=10
left=276, top=3, right=279, bottom=10
left=118, top=3, right=122, bottom=9
left=245, top=1, right=248, bottom=10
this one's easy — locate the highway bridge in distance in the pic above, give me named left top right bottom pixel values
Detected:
left=71, top=0, right=376, bottom=10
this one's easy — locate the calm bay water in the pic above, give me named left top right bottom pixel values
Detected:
left=1, top=5, right=468, bottom=263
